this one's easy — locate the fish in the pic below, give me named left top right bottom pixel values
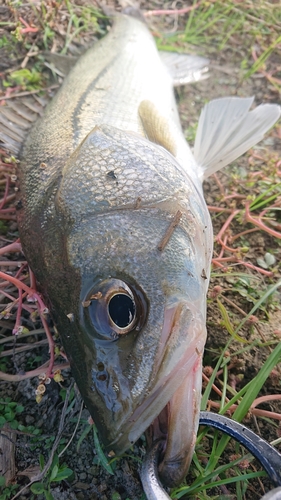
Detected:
left=16, top=12, right=280, bottom=487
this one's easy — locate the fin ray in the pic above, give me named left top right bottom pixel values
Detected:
left=194, top=97, right=281, bottom=179
left=0, top=95, right=48, bottom=154
left=159, top=52, right=209, bottom=86
left=138, top=100, right=177, bottom=156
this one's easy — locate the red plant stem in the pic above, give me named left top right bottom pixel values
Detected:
left=208, top=206, right=233, bottom=213
left=213, top=172, right=226, bottom=198
left=0, top=261, right=27, bottom=266
left=0, top=241, right=22, bottom=255
left=0, top=193, right=15, bottom=205
left=0, top=207, right=16, bottom=213
left=251, top=409, right=281, bottom=420
left=14, top=262, right=28, bottom=279
left=202, top=372, right=229, bottom=401
left=244, top=201, right=281, bottom=239
left=222, top=194, right=245, bottom=202
left=212, top=259, right=225, bottom=269
left=217, top=236, right=227, bottom=259
left=0, top=271, right=33, bottom=294
left=216, top=209, right=240, bottom=242
left=234, top=260, right=274, bottom=276
left=230, top=227, right=259, bottom=242
left=251, top=394, right=281, bottom=410
left=217, top=237, right=240, bottom=253
left=0, top=270, right=48, bottom=311
left=211, top=256, right=274, bottom=276
left=260, top=199, right=281, bottom=215
left=0, top=289, right=34, bottom=314
left=208, top=400, right=281, bottom=421
left=19, top=16, right=39, bottom=33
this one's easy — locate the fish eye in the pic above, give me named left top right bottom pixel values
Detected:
left=108, top=293, right=136, bottom=329
left=82, top=278, right=147, bottom=340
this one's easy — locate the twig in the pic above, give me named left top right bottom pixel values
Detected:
left=58, top=400, right=83, bottom=457
left=0, top=339, right=48, bottom=358
left=157, top=210, right=182, bottom=251
left=0, top=328, right=51, bottom=344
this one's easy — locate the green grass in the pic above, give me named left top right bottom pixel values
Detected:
left=156, top=0, right=281, bottom=89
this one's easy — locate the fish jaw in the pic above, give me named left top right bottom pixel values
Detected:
left=158, top=354, right=203, bottom=486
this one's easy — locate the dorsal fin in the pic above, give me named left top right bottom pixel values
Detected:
left=138, top=100, right=177, bottom=156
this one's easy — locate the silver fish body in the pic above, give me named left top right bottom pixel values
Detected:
left=17, top=13, right=280, bottom=487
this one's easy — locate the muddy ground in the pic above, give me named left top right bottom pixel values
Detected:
left=0, top=1, right=281, bottom=499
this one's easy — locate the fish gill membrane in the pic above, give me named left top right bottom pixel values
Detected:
left=15, top=12, right=281, bottom=489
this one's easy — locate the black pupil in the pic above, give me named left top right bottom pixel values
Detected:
left=108, top=294, right=135, bottom=328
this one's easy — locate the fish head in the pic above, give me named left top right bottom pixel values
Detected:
left=43, top=125, right=212, bottom=485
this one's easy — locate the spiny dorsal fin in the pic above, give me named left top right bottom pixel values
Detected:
left=159, top=52, right=209, bottom=87
left=138, top=100, right=177, bottom=156
left=194, top=96, right=281, bottom=179
left=0, top=94, right=48, bottom=154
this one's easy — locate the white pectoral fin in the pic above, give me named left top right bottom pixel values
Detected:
left=194, top=96, right=281, bottom=180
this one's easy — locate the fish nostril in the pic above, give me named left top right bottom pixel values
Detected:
left=96, top=362, right=107, bottom=381
left=108, top=293, right=135, bottom=328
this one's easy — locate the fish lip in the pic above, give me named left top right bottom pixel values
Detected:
left=106, top=300, right=206, bottom=455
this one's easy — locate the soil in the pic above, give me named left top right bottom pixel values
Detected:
left=0, top=1, right=280, bottom=499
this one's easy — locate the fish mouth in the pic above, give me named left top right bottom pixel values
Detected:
left=108, top=300, right=206, bottom=487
